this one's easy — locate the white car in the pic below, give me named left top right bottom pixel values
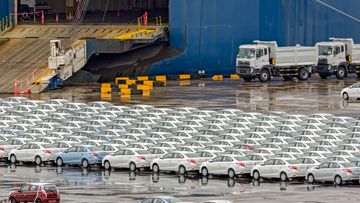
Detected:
left=200, top=155, right=263, bottom=178
left=150, top=152, right=199, bottom=175
left=341, top=82, right=360, bottom=100
left=102, top=149, right=152, bottom=171
left=306, top=161, right=360, bottom=185
left=9, top=142, right=62, bottom=165
left=251, top=158, right=307, bottom=181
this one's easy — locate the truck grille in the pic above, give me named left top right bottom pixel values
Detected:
left=237, top=67, right=252, bottom=74
left=318, top=58, right=328, bottom=65
left=239, top=61, right=250, bottom=67
left=316, top=65, right=328, bottom=72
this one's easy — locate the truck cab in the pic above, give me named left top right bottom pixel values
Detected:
left=316, top=41, right=347, bottom=78
left=236, top=44, right=270, bottom=81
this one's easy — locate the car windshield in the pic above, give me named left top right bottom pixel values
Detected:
left=44, top=185, right=58, bottom=192
left=318, top=45, right=333, bottom=56
left=239, top=48, right=255, bottom=59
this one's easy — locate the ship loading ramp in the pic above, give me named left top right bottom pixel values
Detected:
left=0, top=24, right=167, bottom=94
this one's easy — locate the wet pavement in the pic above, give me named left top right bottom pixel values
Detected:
left=2, top=75, right=360, bottom=116
left=0, top=164, right=359, bottom=203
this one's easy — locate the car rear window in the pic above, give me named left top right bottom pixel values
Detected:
left=341, top=163, right=356, bottom=167
left=186, top=153, right=200, bottom=158
left=136, top=150, right=150, bottom=155
left=44, top=185, right=58, bottom=192
left=287, top=160, right=301, bottom=164
left=234, top=156, right=250, bottom=161
left=41, top=144, right=56, bottom=149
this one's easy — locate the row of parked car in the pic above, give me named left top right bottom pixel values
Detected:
left=0, top=97, right=360, bottom=185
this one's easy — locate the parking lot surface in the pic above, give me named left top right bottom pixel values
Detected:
left=0, top=165, right=360, bottom=203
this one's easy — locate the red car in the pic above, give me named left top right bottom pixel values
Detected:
left=8, top=183, right=60, bottom=203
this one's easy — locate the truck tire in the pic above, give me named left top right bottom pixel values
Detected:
left=336, top=66, right=346, bottom=79
left=297, top=68, right=309, bottom=80
left=243, top=76, right=253, bottom=82
left=259, top=69, right=270, bottom=82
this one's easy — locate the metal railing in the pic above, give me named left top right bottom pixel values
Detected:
left=14, top=63, right=50, bottom=94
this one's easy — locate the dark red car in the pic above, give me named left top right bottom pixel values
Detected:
left=8, top=183, right=60, bottom=203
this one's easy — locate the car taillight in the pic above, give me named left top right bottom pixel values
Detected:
left=0, top=147, right=4, bottom=151
left=92, top=152, right=99, bottom=157
left=187, top=159, right=196, bottom=164
left=237, top=162, right=246, bottom=167
left=137, top=156, right=147, bottom=161
left=343, top=169, right=353, bottom=174
left=43, top=150, right=52, bottom=154
left=288, top=166, right=298, bottom=170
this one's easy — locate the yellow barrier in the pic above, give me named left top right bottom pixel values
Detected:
left=137, top=76, right=149, bottom=81
left=179, top=74, right=191, bottom=80
left=142, top=90, right=151, bottom=97
left=115, top=77, right=129, bottom=84
left=101, top=87, right=111, bottom=93
left=120, top=88, right=131, bottom=95
left=101, top=83, right=111, bottom=88
left=156, top=75, right=167, bottom=82
left=212, top=75, right=224, bottom=80
left=230, top=74, right=240, bottom=80
left=137, top=84, right=152, bottom=91
left=126, top=80, right=136, bottom=85
left=118, top=84, right=128, bottom=89
left=143, top=80, right=154, bottom=87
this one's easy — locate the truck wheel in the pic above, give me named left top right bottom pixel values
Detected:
left=336, top=66, right=346, bottom=79
left=243, top=76, right=253, bottom=82
left=259, top=70, right=270, bottom=82
left=297, top=69, right=309, bottom=80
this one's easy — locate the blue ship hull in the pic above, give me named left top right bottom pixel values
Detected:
left=149, top=0, right=360, bottom=76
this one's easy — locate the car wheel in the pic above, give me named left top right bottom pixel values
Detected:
left=336, top=67, right=346, bottom=79
left=35, top=199, right=42, bottom=203
left=104, top=161, right=111, bottom=170
left=129, top=162, right=137, bottom=172
left=152, top=164, right=159, bottom=173
left=259, top=69, right=270, bottom=82
left=280, top=172, right=288, bottom=182
left=201, top=167, right=209, bottom=177
left=35, top=156, right=42, bottom=165
left=253, top=170, right=260, bottom=180
left=343, top=92, right=349, bottom=100
left=307, top=174, right=315, bottom=184
left=10, top=155, right=17, bottom=164
left=228, top=168, right=236, bottom=178
left=334, top=175, right=343, bottom=185
left=179, top=165, right=186, bottom=175
left=82, top=159, right=89, bottom=168
left=56, top=158, right=63, bottom=167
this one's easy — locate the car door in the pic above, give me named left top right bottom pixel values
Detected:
left=327, top=162, right=341, bottom=181
left=353, top=83, right=360, bottom=97
left=16, top=184, right=30, bottom=202
left=272, top=159, right=286, bottom=178
left=112, top=150, right=125, bottom=168
left=123, top=149, right=135, bottom=168
left=14, top=144, right=30, bottom=161
left=259, top=159, right=275, bottom=177
left=26, top=185, right=39, bottom=202
left=207, top=156, right=224, bottom=174
left=315, top=163, right=330, bottom=181
left=172, top=153, right=185, bottom=171
left=62, top=146, right=77, bottom=164
left=23, top=144, right=35, bottom=161
left=159, top=153, right=174, bottom=170
left=77, top=146, right=89, bottom=163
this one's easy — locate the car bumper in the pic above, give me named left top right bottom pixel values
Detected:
left=236, top=66, right=258, bottom=77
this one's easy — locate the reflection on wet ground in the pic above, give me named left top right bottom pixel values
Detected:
left=2, top=76, right=359, bottom=117
left=0, top=164, right=359, bottom=203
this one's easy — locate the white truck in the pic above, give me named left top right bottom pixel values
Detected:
left=236, top=41, right=316, bottom=82
left=315, top=38, right=360, bottom=79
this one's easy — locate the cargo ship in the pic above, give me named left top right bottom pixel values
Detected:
left=1, top=0, right=360, bottom=81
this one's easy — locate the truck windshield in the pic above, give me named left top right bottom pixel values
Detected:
left=318, top=46, right=333, bottom=56
left=239, top=48, right=255, bottom=59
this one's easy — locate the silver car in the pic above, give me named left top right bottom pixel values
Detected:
left=306, top=162, right=360, bottom=185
